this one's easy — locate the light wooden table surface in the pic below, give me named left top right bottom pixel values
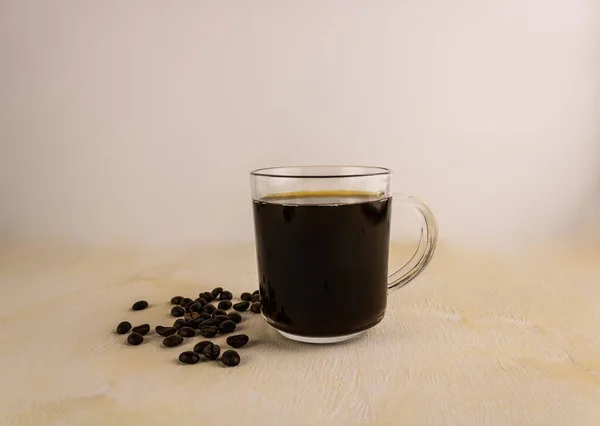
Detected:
left=0, top=242, right=599, bottom=425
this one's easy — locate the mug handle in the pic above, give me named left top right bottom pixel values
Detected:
left=388, top=194, right=438, bottom=294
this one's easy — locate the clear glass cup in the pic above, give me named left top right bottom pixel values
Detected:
left=250, top=166, right=438, bottom=343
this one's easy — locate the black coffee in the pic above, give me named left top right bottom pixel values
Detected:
left=253, top=191, right=391, bottom=337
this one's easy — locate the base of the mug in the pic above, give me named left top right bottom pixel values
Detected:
left=277, top=330, right=366, bottom=344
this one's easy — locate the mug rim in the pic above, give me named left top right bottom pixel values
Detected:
left=250, top=165, right=391, bottom=179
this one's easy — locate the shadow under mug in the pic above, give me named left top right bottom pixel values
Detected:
left=250, top=166, right=438, bottom=344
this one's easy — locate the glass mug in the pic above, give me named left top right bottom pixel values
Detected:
left=250, top=166, right=438, bottom=344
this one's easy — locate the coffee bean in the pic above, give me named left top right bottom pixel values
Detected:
left=197, top=297, right=207, bottom=306
left=116, top=321, right=132, bottom=334
left=213, top=309, right=228, bottom=317
left=221, top=350, right=241, bottom=367
left=178, top=327, right=196, bottom=338
left=193, top=340, right=213, bottom=354
left=199, top=318, right=218, bottom=328
left=233, top=301, right=250, bottom=312
left=187, top=319, right=202, bottom=329
left=211, top=287, right=223, bottom=297
left=132, top=300, right=148, bottom=311
left=171, top=296, right=184, bottom=305
left=127, top=332, right=144, bottom=345
left=226, top=334, right=249, bottom=348
left=180, top=297, right=193, bottom=306
left=202, top=343, right=220, bottom=360
left=155, top=326, right=178, bottom=337
left=252, top=290, right=259, bottom=296
left=200, top=292, right=214, bottom=302
left=184, top=301, right=195, bottom=312
left=172, top=318, right=187, bottom=329
left=203, top=304, right=216, bottom=314
left=217, top=300, right=232, bottom=310
left=132, top=324, right=150, bottom=335
left=250, top=302, right=261, bottom=314
left=199, top=326, right=218, bottom=338
left=251, top=294, right=260, bottom=303
left=184, top=312, right=200, bottom=321
left=219, top=291, right=233, bottom=301
left=199, top=313, right=212, bottom=321
left=240, top=292, right=252, bottom=301
left=218, top=320, right=236, bottom=334
left=213, top=315, right=229, bottom=325
left=189, top=303, right=203, bottom=314
left=227, top=312, right=242, bottom=323
left=179, top=351, right=200, bottom=365
left=171, top=306, right=185, bottom=317
left=163, top=334, right=184, bottom=347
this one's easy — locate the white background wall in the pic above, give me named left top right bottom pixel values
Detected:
left=1, top=0, right=599, bottom=246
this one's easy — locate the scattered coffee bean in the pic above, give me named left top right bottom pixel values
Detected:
left=250, top=302, right=261, bottom=313
left=252, top=290, right=259, bottom=296
left=180, top=297, right=193, bottom=306
left=251, top=293, right=260, bottom=303
left=187, top=319, right=202, bottom=329
left=171, top=306, right=185, bottom=317
left=193, top=340, right=213, bottom=354
left=171, top=296, right=184, bottom=305
left=163, top=334, right=184, bottom=347
left=156, top=326, right=178, bottom=337
left=240, top=292, right=252, bottom=301
left=184, top=312, right=200, bottom=321
left=227, top=312, right=242, bottom=323
left=213, top=315, right=229, bottom=325
left=132, top=324, right=150, bottom=335
left=128, top=332, right=144, bottom=345
left=132, top=300, right=149, bottom=311
left=233, top=301, right=250, bottom=312
left=219, top=291, right=233, bottom=300
left=179, top=351, right=200, bottom=365
left=211, top=287, right=223, bottom=297
left=200, top=292, right=214, bottom=302
left=199, top=313, right=212, bottom=321
left=202, top=343, right=220, bottom=360
left=116, top=321, right=132, bottom=334
left=196, top=297, right=207, bottom=306
left=199, top=326, right=218, bottom=338
left=199, top=318, right=218, bottom=328
left=203, top=304, right=216, bottom=314
left=184, top=300, right=196, bottom=312
left=218, top=300, right=232, bottom=310
left=172, top=318, right=187, bottom=329
left=226, top=334, right=249, bottom=348
left=213, top=309, right=228, bottom=317
left=189, top=302, right=203, bottom=313
left=178, top=327, right=196, bottom=338
left=222, top=350, right=241, bottom=367
left=218, top=320, right=236, bottom=334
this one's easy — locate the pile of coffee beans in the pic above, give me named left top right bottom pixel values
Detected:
left=115, top=287, right=260, bottom=367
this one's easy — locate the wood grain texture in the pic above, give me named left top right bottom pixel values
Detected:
left=0, top=243, right=599, bottom=425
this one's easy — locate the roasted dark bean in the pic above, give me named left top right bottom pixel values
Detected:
left=193, top=340, right=213, bottom=354
left=187, top=319, right=201, bottom=329
left=189, top=303, right=203, bottom=313
left=178, top=327, right=196, bottom=338
left=213, top=309, right=228, bottom=317
left=180, top=297, right=193, bottom=306
left=213, top=315, right=229, bottom=325
left=132, top=300, right=148, bottom=311
left=252, top=290, right=259, bottom=296
left=172, top=318, right=187, bottom=329
left=184, top=301, right=195, bottom=312
left=251, top=293, right=260, bottom=303
left=211, top=287, right=224, bottom=297
left=163, top=334, right=184, bottom=347
left=132, top=324, right=150, bottom=335
left=250, top=302, right=261, bottom=313
left=200, top=292, right=214, bottom=302
left=127, top=332, right=144, bottom=345
left=227, top=312, right=242, bottom=323
left=226, top=334, right=249, bottom=348
left=171, top=296, right=184, bottom=305
left=155, top=326, right=178, bottom=337
left=199, top=318, right=218, bottom=328
left=221, top=350, right=241, bottom=367
left=217, top=300, right=232, bottom=310
left=240, top=292, right=252, bottom=301
left=199, top=326, right=219, bottom=338
left=202, top=343, right=220, bottom=360
left=219, top=291, right=233, bottom=301
left=179, top=351, right=200, bottom=365
left=233, top=301, right=250, bottom=312
left=116, top=321, right=132, bottom=334
left=218, top=320, right=236, bottom=334
left=197, top=297, right=207, bottom=306
left=199, top=313, right=212, bottom=321
left=203, top=304, right=216, bottom=314
left=171, top=306, right=185, bottom=317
